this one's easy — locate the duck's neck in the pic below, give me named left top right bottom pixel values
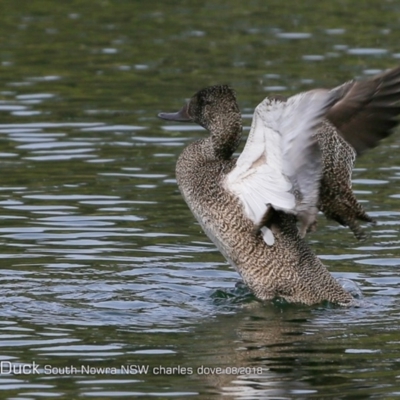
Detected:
left=208, top=117, right=242, bottom=160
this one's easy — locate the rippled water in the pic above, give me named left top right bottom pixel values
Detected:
left=1, top=1, right=400, bottom=399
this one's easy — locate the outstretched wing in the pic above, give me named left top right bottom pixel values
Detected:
left=225, top=89, right=338, bottom=245
left=327, top=65, right=400, bottom=155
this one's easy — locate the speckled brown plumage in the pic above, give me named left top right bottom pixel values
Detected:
left=315, top=66, right=400, bottom=239
left=159, top=85, right=355, bottom=306
left=315, top=120, right=374, bottom=240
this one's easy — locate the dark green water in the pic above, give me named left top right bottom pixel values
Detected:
left=0, top=1, right=400, bottom=398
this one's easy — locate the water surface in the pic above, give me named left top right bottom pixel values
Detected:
left=1, top=1, right=400, bottom=399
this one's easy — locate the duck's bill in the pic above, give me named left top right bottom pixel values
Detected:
left=158, top=104, right=191, bottom=122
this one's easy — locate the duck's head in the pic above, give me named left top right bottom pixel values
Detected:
left=158, top=85, right=241, bottom=133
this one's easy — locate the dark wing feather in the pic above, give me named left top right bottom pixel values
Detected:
left=326, top=66, right=400, bottom=155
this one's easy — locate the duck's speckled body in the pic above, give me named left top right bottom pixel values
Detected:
left=316, top=120, right=373, bottom=240
left=159, top=67, right=400, bottom=305
left=176, top=132, right=353, bottom=305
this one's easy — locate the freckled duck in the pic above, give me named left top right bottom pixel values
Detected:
left=158, top=66, right=400, bottom=305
